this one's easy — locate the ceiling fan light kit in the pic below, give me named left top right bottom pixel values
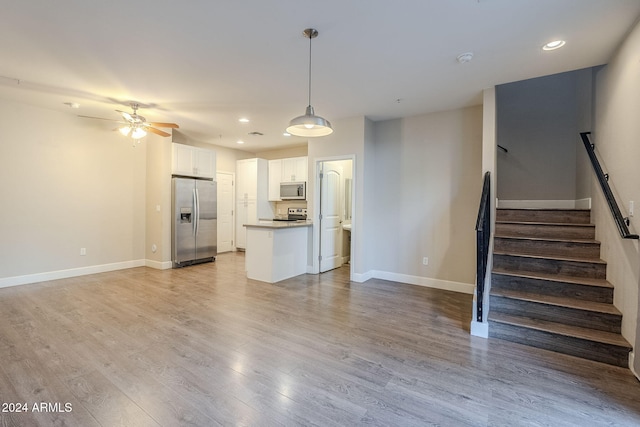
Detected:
left=286, top=28, right=333, bottom=138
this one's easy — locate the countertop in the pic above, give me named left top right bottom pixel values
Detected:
left=243, top=220, right=313, bottom=229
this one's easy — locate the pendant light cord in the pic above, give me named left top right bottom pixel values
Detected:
left=308, top=31, right=312, bottom=107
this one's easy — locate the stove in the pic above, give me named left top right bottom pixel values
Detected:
left=273, top=208, right=307, bottom=222
left=287, top=208, right=307, bottom=220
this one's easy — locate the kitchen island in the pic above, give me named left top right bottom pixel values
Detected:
left=244, top=220, right=312, bottom=283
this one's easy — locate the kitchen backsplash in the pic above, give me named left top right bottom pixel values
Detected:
left=275, top=200, right=307, bottom=216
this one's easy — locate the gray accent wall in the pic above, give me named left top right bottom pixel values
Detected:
left=496, top=68, right=594, bottom=202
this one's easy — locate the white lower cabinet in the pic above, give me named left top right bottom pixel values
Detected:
left=245, top=224, right=310, bottom=283
left=235, top=199, right=256, bottom=250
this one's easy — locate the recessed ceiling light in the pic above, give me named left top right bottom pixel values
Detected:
left=543, top=40, right=566, bottom=51
left=238, top=118, right=250, bottom=123
left=237, top=140, right=245, bottom=144
left=64, top=102, right=80, bottom=109
left=283, top=132, right=291, bottom=137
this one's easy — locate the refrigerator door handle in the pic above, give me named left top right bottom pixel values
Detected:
left=192, top=188, right=198, bottom=236
left=195, top=187, right=200, bottom=236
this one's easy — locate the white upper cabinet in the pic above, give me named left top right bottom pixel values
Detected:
left=268, top=156, right=308, bottom=201
left=282, top=157, right=308, bottom=183
left=171, top=143, right=216, bottom=179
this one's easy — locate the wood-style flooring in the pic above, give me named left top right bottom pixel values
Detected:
left=1, top=252, right=639, bottom=426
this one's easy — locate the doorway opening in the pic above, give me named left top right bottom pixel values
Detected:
left=315, top=158, right=354, bottom=277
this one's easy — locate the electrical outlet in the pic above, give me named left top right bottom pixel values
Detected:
left=422, top=257, right=428, bottom=265
left=80, top=248, right=87, bottom=256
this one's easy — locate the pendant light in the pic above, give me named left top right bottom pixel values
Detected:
left=286, top=28, right=333, bottom=137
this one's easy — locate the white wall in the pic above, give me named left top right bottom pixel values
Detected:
left=0, top=100, right=149, bottom=285
left=145, top=138, right=172, bottom=267
left=592, top=18, right=640, bottom=375
left=371, top=106, right=482, bottom=290
left=254, top=145, right=308, bottom=160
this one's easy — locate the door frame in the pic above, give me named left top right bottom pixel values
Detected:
left=312, top=155, right=356, bottom=280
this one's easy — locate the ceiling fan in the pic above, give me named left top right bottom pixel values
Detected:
left=79, top=103, right=179, bottom=139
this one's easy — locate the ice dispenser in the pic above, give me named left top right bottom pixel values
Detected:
left=179, top=207, right=192, bottom=223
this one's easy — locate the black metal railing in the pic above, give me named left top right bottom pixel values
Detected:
left=475, top=171, right=491, bottom=322
left=580, top=132, right=638, bottom=239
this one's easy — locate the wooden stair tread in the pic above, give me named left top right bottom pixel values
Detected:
left=489, top=312, right=631, bottom=348
left=497, top=208, right=591, bottom=211
left=496, top=220, right=594, bottom=227
left=493, top=250, right=606, bottom=264
left=491, top=288, right=621, bottom=315
left=492, top=268, right=614, bottom=289
left=494, top=234, right=599, bottom=244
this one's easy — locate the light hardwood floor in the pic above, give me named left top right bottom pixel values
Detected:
left=1, top=252, right=639, bottom=426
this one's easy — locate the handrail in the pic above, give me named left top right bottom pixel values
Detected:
left=475, top=171, right=491, bottom=322
left=580, top=132, right=638, bottom=239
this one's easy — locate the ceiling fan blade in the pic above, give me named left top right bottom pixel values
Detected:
left=78, top=115, right=122, bottom=122
left=145, top=126, right=171, bottom=137
left=148, top=122, right=179, bottom=129
left=116, top=110, right=133, bottom=122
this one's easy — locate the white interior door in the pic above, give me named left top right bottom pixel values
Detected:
left=320, top=163, right=343, bottom=272
left=217, top=172, right=234, bottom=253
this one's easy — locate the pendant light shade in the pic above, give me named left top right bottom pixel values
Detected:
left=287, top=105, right=333, bottom=137
left=287, top=28, right=333, bottom=138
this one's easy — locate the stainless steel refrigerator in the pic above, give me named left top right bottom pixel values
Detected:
left=172, top=177, right=217, bottom=267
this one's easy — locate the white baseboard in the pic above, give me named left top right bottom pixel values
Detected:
left=370, top=270, right=474, bottom=294
left=575, top=198, right=592, bottom=209
left=145, top=259, right=173, bottom=270
left=0, top=259, right=147, bottom=289
left=470, top=320, right=489, bottom=338
left=630, top=352, right=640, bottom=381
left=498, top=198, right=591, bottom=209
left=352, top=270, right=374, bottom=283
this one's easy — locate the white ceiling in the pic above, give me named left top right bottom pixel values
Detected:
left=1, top=1, right=639, bottom=151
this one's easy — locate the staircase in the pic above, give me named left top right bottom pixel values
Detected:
left=489, top=208, right=632, bottom=367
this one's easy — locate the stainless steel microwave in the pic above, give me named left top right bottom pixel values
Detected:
left=280, top=181, right=306, bottom=200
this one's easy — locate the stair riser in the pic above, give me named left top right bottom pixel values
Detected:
left=490, top=295, right=621, bottom=333
left=494, top=238, right=601, bottom=259
left=491, top=273, right=613, bottom=304
left=494, top=254, right=606, bottom=279
left=496, top=209, right=591, bottom=224
left=489, top=321, right=629, bottom=368
left=494, top=237, right=600, bottom=259
left=495, top=223, right=595, bottom=240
